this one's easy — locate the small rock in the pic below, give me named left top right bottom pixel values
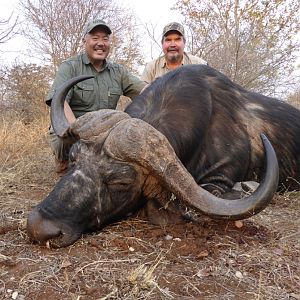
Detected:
left=12, top=291, right=18, bottom=299
left=241, top=181, right=259, bottom=192
left=235, top=271, right=244, bottom=279
left=233, top=181, right=259, bottom=192
left=164, top=235, right=173, bottom=241
left=232, top=182, right=243, bottom=191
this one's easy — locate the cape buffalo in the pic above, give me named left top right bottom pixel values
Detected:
left=27, top=64, right=300, bottom=248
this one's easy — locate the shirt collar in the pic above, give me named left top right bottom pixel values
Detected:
left=82, top=52, right=110, bottom=70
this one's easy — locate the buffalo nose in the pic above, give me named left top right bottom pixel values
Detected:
left=27, top=208, right=61, bottom=243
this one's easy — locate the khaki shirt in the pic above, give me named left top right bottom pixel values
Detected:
left=141, top=52, right=207, bottom=84
left=46, top=53, right=146, bottom=118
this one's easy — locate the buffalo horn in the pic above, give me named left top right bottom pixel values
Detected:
left=104, top=118, right=279, bottom=220
left=50, top=75, right=94, bottom=138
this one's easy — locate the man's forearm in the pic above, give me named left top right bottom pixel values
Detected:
left=64, top=101, right=76, bottom=124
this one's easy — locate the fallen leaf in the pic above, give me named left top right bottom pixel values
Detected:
left=234, top=220, right=244, bottom=228
left=173, top=238, right=181, bottom=241
left=197, top=250, right=209, bottom=258
left=196, top=268, right=212, bottom=278
left=61, top=259, right=72, bottom=268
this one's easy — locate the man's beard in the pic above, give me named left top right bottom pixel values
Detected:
left=166, top=51, right=181, bottom=63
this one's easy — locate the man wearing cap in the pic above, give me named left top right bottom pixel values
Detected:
left=141, top=22, right=207, bottom=84
left=46, top=19, right=146, bottom=174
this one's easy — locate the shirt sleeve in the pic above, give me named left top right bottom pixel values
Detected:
left=45, top=61, right=74, bottom=106
left=121, top=67, right=146, bottom=100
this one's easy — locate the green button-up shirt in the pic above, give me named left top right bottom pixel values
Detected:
left=46, top=53, right=145, bottom=118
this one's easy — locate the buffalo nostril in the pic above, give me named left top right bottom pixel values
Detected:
left=27, top=208, right=81, bottom=247
left=27, top=209, right=61, bottom=242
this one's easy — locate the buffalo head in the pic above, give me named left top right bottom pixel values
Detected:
left=27, top=76, right=279, bottom=247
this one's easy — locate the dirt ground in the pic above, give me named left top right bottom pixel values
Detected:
left=0, top=142, right=299, bottom=300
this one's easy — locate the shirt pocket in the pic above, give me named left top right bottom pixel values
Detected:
left=108, top=87, right=122, bottom=109
left=72, top=80, right=95, bottom=106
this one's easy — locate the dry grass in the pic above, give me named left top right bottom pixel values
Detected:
left=0, top=111, right=50, bottom=191
left=0, top=111, right=299, bottom=300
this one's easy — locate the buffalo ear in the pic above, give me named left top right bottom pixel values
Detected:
left=104, top=119, right=279, bottom=220
left=141, top=175, right=185, bottom=226
left=145, top=198, right=184, bottom=226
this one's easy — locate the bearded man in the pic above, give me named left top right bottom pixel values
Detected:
left=141, top=22, right=207, bottom=84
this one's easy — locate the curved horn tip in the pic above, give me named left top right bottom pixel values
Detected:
left=51, top=75, right=95, bottom=138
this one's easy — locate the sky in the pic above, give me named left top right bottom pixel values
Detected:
left=0, top=0, right=183, bottom=66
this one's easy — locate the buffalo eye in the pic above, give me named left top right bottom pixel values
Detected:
left=107, top=177, right=136, bottom=189
left=104, top=165, right=137, bottom=190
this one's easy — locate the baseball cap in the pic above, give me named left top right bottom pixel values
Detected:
left=84, top=19, right=112, bottom=35
left=162, top=22, right=185, bottom=37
